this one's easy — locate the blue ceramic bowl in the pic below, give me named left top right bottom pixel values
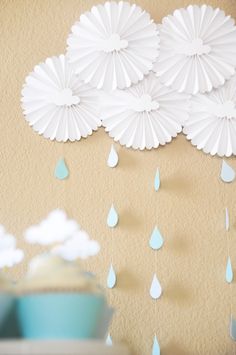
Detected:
left=17, top=293, right=106, bottom=339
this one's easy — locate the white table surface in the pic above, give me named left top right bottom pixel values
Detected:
left=0, top=340, right=130, bottom=355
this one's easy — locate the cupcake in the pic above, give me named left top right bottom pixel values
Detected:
left=16, top=253, right=111, bottom=339
left=0, top=224, right=24, bottom=337
left=17, top=210, right=113, bottom=340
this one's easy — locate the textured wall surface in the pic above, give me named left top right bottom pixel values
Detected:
left=1, top=0, right=236, bottom=354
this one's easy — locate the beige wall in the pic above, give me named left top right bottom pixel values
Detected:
left=1, top=0, right=236, bottom=354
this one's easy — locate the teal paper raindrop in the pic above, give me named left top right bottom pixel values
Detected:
left=106, top=333, right=113, bottom=346
left=107, top=264, right=116, bottom=289
left=107, top=204, right=118, bottom=228
left=154, top=168, right=160, bottom=191
left=150, top=274, right=162, bottom=299
left=149, top=227, right=164, bottom=250
left=54, top=158, right=69, bottom=180
left=107, top=144, right=118, bottom=168
left=230, top=316, right=236, bottom=341
left=152, top=335, right=160, bottom=355
left=225, top=208, right=229, bottom=231
left=226, top=257, right=233, bottom=283
left=220, top=160, right=235, bottom=183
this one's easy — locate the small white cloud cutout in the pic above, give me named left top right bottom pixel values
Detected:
left=52, top=230, right=100, bottom=260
left=24, top=209, right=79, bottom=245
left=0, top=225, right=24, bottom=268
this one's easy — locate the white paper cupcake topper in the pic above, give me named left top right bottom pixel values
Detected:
left=101, top=73, right=189, bottom=150
left=66, top=1, right=160, bottom=91
left=21, top=54, right=101, bottom=142
left=184, top=74, right=236, bottom=156
left=154, top=5, right=236, bottom=94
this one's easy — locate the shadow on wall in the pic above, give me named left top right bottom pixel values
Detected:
left=119, top=209, right=143, bottom=232
left=164, top=282, right=194, bottom=306
left=162, top=341, right=189, bottom=355
left=116, top=269, right=141, bottom=293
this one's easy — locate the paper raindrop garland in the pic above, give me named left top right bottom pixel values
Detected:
left=106, top=333, right=113, bottom=346
left=107, top=204, right=119, bottom=228
left=149, top=227, right=164, bottom=251
left=230, top=316, right=236, bottom=341
left=154, top=169, right=160, bottom=192
left=54, top=158, right=69, bottom=180
left=226, top=257, right=233, bottom=284
left=150, top=274, right=162, bottom=300
left=107, top=145, right=119, bottom=168
left=107, top=264, right=116, bottom=289
left=106, top=146, right=119, bottom=290
left=220, top=160, right=235, bottom=183
left=152, top=335, right=160, bottom=355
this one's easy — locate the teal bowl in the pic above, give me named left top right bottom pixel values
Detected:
left=0, top=294, right=14, bottom=331
left=17, top=293, right=106, bottom=339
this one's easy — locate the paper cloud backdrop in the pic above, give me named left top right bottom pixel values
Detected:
left=20, top=3, right=236, bottom=155
left=101, top=73, right=189, bottom=150
left=24, top=209, right=79, bottom=245
left=66, top=1, right=160, bottom=91
left=0, top=225, right=24, bottom=268
left=154, top=5, right=236, bottom=95
left=21, top=54, right=101, bottom=142
left=184, top=74, right=236, bottom=157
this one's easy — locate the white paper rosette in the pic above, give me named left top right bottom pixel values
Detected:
left=101, top=73, right=189, bottom=150
left=183, top=74, right=236, bottom=157
left=66, top=1, right=159, bottom=91
left=21, top=55, right=101, bottom=142
left=154, top=5, right=236, bottom=95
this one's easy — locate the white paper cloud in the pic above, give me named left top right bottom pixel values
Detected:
left=0, top=225, right=24, bottom=268
left=52, top=230, right=100, bottom=260
left=24, top=209, right=79, bottom=245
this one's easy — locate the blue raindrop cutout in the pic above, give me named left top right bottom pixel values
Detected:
left=106, top=333, right=113, bottom=346
left=107, top=264, right=116, bottom=289
left=226, top=257, right=233, bottom=283
left=154, top=168, right=160, bottom=191
left=220, top=160, right=235, bottom=183
left=225, top=208, right=229, bottom=231
left=54, top=158, right=69, bottom=180
left=107, top=145, right=118, bottom=168
left=107, top=204, right=118, bottom=228
left=152, top=335, right=160, bottom=355
left=149, top=227, right=164, bottom=250
left=230, top=316, right=236, bottom=341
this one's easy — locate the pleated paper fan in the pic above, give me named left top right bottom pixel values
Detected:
left=153, top=5, right=236, bottom=95
left=183, top=74, right=236, bottom=157
left=101, top=73, right=190, bottom=150
left=66, top=1, right=160, bottom=91
left=21, top=54, right=101, bottom=142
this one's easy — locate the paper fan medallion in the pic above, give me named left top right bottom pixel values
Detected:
left=153, top=5, right=236, bottom=94
left=66, top=1, right=160, bottom=91
left=101, top=73, right=190, bottom=150
left=21, top=54, right=101, bottom=142
left=183, top=74, right=236, bottom=157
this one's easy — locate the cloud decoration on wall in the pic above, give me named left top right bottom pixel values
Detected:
left=153, top=5, right=236, bottom=95
left=101, top=73, right=189, bottom=150
left=0, top=225, right=24, bottom=268
left=184, top=74, right=236, bottom=157
left=52, top=230, right=100, bottom=260
left=66, top=1, right=160, bottom=91
left=24, top=209, right=79, bottom=245
left=21, top=54, right=101, bottom=142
